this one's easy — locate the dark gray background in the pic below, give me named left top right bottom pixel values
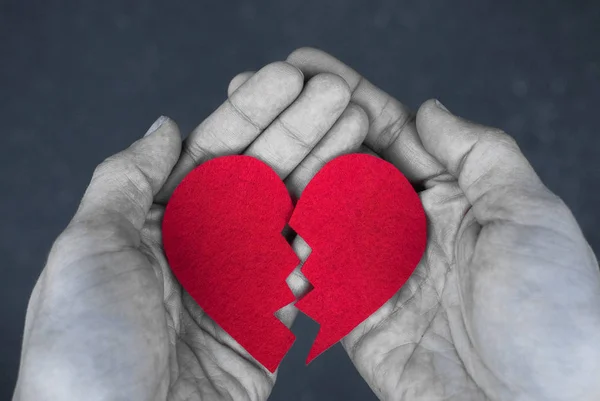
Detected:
left=1, top=0, right=599, bottom=399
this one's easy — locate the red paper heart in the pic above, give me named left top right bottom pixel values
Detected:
left=162, top=154, right=426, bottom=373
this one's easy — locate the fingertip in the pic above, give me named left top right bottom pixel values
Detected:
left=139, top=116, right=181, bottom=146
left=225, top=61, right=306, bottom=132
left=307, top=73, right=352, bottom=107
left=416, top=98, right=494, bottom=146
left=143, top=115, right=169, bottom=137
left=287, top=46, right=326, bottom=62
left=343, top=102, right=369, bottom=140
left=162, top=118, right=183, bottom=150
left=433, top=99, right=451, bottom=113
left=415, top=98, right=456, bottom=142
left=227, top=71, right=255, bottom=96
left=231, top=61, right=304, bottom=111
left=148, top=115, right=181, bottom=141
left=286, top=48, right=362, bottom=90
left=260, top=61, right=304, bottom=91
left=415, top=98, right=470, bottom=177
left=135, top=116, right=182, bottom=172
left=159, top=116, right=180, bottom=135
left=416, top=98, right=445, bottom=122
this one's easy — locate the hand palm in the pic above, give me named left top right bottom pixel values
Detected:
left=344, top=174, right=599, bottom=401
left=340, top=179, right=475, bottom=400
left=285, top=48, right=600, bottom=401
left=139, top=204, right=274, bottom=401
left=15, top=62, right=369, bottom=401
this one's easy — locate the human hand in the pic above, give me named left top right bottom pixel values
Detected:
left=13, top=61, right=369, bottom=401
left=278, top=48, right=600, bottom=401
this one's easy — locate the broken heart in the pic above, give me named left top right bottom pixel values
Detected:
left=162, top=154, right=427, bottom=373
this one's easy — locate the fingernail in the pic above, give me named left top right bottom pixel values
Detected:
left=144, top=116, right=168, bottom=137
left=434, top=99, right=450, bottom=113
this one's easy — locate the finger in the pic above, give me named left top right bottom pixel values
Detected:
left=274, top=104, right=369, bottom=328
left=287, top=47, right=444, bottom=184
left=157, top=62, right=304, bottom=201
left=285, top=102, right=369, bottom=198
left=416, top=99, right=559, bottom=225
left=244, top=73, right=351, bottom=178
left=74, top=116, right=181, bottom=233
left=227, top=71, right=255, bottom=96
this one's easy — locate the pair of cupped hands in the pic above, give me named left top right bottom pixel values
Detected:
left=14, top=48, right=600, bottom=401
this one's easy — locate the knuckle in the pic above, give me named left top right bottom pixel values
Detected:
left=103, top=154, right=152, bottom=194
left=91, top=155, right=126, bottom=188
left=90, top=153, right=153, bottom=217
left=481, top=128, right=518, bottom=149
left=373, top=110, right=414, bottom=153
left=93, top=155, right=118, bottom=178
left=474, top=129, right=521, bottom=162
left=370, top=95, right=414, bottom=152
left=95, top=152, right=140, bottom=179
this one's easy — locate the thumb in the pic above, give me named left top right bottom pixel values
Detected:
left=416, top=99, right=561, bottom=226
left=73, top=116, right=181, bottom=233
left=15, top=118, right=181, bottom=400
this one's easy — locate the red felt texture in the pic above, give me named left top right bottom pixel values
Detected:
left=289, top=154, right=427, bottom=363
left=162, top=153, right=427, bottom=372
left=162, top=155, right=299, bottom=373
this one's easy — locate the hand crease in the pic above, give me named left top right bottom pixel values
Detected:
left=351, top=74, right=365, bottom=93
left=181, top=299, right=269, bottom=382
left=182, top=139, right=220, bottom=167
left=277, top=118, right=312, bottom=149
left=392, top=302, right=443, bottom=393
left=227, top=97, right=263, bottom=132
left=349, top=264, right=435, bottom=359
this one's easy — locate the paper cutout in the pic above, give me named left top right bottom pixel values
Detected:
left=290, top=154, right=427, bottom=363
left=162, top=154, right=427, bottom=372
left=162, top=156, right=299, bottom=373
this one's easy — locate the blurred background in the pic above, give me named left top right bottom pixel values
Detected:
left=1, top=0, right=599, bottom=399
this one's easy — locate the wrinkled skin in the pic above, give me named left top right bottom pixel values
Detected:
left=13, top=61, right=370, bottom=401
left=282, top=48, right=600, bottom=401
left=14, top=48, right=600, bottom=401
